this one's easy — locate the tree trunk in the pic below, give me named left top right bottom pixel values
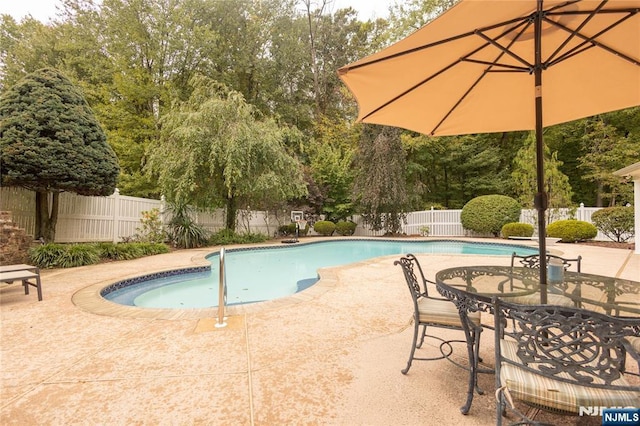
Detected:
left=35, top=190, right=59, bottom=243
left=35, top=191, right=43, bottom=240
left=225, top=195, right=236, bottom=231
left=595, top=181, right=603, bottom=207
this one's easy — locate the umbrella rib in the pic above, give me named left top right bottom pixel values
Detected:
left=430, top=21, right=539, bottom=134
left=547, top=10, right=640, bottom=68
left=432, top=33, right=528, bottom=134
left=360, top=25, right=527, bottom=131
left=359, top=58, right=464, bottom=123
left=544, top=0, right=606, bottom=64
left=338, top=15, right=532, bottom=73
left=475, top=30, right=533, bottom=70
left=461, top=58, right=529, bottom=72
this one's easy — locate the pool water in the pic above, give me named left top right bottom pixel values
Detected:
left=104, top=239, right=537, bottom=309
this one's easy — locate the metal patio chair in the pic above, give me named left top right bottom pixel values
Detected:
left=506, top=252, right=583, bottom=307
left=510, top=252, right=582, bottom=273
left=394, top=254, right=482, bottom=375
left=493, top=298, right=640, bottom=425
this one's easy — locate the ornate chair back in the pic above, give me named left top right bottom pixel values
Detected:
left=493, top=297, right=640, bottom=424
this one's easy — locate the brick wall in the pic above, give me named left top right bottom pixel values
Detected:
left=0, top=211, right=32, bottom=265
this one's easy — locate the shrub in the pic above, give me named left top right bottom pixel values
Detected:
left=278, top=223, right=296, bottom=236
left=209, top=229, right=270, bottom=245
left=137, top=242, right=171, bottom=256
left=29, top=243, right=67, bottom=268
left=298, top=222, right=310, bottom=237
left=57, top=244, right=101, bottom=267
left=313, top=220, right=336, bottom=236
left=93, top=242, right=168, bottom=259
left=165, top=201, right=209, bottom=248
left=133, top=208, right=165, bottom=243
left=93, top=242, right=120, bottom=260
left=335, top=220, right=356, bottom=236
left=111, top=243, right=145, bottom=260
left=590, top=206, right=634, bottom=243
left=501, top=222, right=534, bottom=239
left=279, top=222, right=310, bottom=237
left=546, top=220, right=597, bottom=243
left=460, top=195, right=522, bottom=237
left=28, top=242, right=170, bottom=268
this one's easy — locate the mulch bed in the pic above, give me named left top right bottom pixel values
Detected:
left=573, top=240, right=635, bottom=250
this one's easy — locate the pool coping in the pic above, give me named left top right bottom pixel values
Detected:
left=72, top=252, right=359, bottom=320
left=71, top=238, right=542, bottom=320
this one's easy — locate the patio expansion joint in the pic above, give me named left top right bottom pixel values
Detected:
left=244, top=314, right=256, bottom=426
left=0, top=316, right=162, bottom=410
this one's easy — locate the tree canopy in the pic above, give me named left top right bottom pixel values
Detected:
left=1, top=0, right=637, bottom=236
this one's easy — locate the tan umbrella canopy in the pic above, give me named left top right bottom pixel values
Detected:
left=338, top=0, right=640, bottom=295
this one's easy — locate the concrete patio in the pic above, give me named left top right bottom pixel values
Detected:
left=1, top=238, right=638, bottom=425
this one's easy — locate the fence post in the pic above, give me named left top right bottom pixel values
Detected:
left=160, top=195, right=167, bottom=224
left=578, top=202, right=585, bottom=221
left=430, top=206, right=435, bottom=236
left=112, top=188, right=120, bottom=243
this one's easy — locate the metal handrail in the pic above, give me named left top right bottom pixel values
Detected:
left=215, top=247, right=227, bottom=328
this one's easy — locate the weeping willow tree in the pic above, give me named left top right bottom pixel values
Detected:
left=352, top=125, right=409, bottom=234
left=511, top=132, right=573, bottom=223
left=146, top=76, right=307, bottom=231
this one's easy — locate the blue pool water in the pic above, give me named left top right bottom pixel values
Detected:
left=103, top=239, right=537, bottom=309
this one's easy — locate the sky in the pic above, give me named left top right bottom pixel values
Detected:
left=0, top=0, right=391, bottom=23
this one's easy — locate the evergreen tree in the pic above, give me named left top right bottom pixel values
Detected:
left=0, top=68, right=119, bottom=242
left=511, top=132, right=572, bottom=222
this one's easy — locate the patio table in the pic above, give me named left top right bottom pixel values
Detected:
left=434, top=265, right=640, bottom=415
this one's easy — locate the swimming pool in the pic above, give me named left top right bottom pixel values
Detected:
left=102, top=239, right=538, bottom=309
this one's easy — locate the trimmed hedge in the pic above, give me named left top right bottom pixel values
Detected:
left=461, top=195, right=522, bottom=237
left=335, top=220, right=356, bottom=236
left=501, top=222, right=534, bottom=239
left=278, top=222, right=309, bottom=237
left=314, top=220, right=336, bottom=236
left=546, top=220, right=597, bottom=243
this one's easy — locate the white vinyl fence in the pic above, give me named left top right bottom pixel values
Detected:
left=0, top=187, right=612, bottom=242
left=348, top=205, right=608, bottom=240
left=0, top=187, right=286, bottom=242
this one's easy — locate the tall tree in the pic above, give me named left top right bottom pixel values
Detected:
left=0, top=68, right=119, bottom=242
left=96, top=0, right=222, bottom=197
left=353, top=125, right=408, bottom=234
left=147, top=76, right=307, bottom=230
left=306, top=115, right=360, bottom=219
left=387, top=0, right=457, bottom=41
left=579, top=116, right=638, bottom=206
left=511, top=132, right=573, bottom=221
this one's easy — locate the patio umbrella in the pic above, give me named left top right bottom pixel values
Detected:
left=338, top=0, right=640, bottom=300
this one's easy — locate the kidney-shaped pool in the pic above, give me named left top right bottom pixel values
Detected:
left=102, top=239, right=538, bottom=309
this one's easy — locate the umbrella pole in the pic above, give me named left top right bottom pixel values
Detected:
left=534, top=0, right=548, bottom=304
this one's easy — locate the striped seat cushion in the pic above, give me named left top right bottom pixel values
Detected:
left=499, top=340, right=640, bottom=413
left=418, top=297, right=481, bottom=327
left=627, top=336, right=640, bottom=353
